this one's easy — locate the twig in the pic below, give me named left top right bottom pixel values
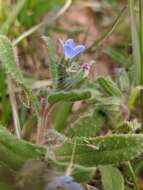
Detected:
left=12, top=23, right=43, bottom=46
left=43, top=103, right=53, bottom=130
left=54, top=0, right=72, bottom=19
left=5, top=80, right=52, bottom=95
left=86, top=6, right=127, bottom=52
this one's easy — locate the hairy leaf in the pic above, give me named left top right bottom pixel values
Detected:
left=97, top=76, right=122, bottom=97
left=0, top=35, right=39, bottom=115
left=104, top=47, right=128, bottom=66
left=65, top=111, right=103, bottom=137
left=48, top=90, right=91, bottom=104
left=0, top=127, right=45, bottom=170
left=100, top=165, right=124, bottom=190
left=52, top=102, right=72, bottom=131
left=0, top=35, right=24, bottom=84
left=115, top=68, right=130, bottom=93
left=128, top=86, right=143, bottom=111
left=54, top=134, right=143, bottom=167
left=72, top=165, right=95, bottom=183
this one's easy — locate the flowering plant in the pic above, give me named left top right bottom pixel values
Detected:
left=0, top=18, right=142, bottom=189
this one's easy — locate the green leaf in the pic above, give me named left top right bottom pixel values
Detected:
left=0, top=35, right=39, bottom=115
left=128, top=86, right=143, bottom=111
left=65, top=111, right=104, bottom=137
left=0, top=126, right=46, bottom=170
left=104, top=46, right=128, bottom=65
left=95, top=97, right=124, bottom=127
left=97, top=76, right=122, bottom=97
left=115, top=68, right=130, bottom=93
left=54, top=134, right=143, bottom=167
left=52, top=102, right=72, bottom=131
left=48, top=90, right=91, bottom=104
left=0, top=35, right=24, bottom=84
left=100, top=165, right=124, bottom=190
left=42, top=36, right=58, bottom=89
left=72, top=166, right=95, bottom=183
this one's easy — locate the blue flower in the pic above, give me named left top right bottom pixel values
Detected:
left=60, top=39, right=86, bottom=59
left=45, top=175, right=85, bottom=190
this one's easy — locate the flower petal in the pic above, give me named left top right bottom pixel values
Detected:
left=69, top=45, right=85, bottom=58
left=54, top=176, right=73, bottom=184
left=64, top=45, right=75, bottom=59
left=74, top=45, right=86, bottom=54
left=45, top=177, right=85, bottom=190
left=65, top=38, right=74, bottom=48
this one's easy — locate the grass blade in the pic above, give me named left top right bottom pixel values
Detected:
left=139, top=0, right=143, bottom=83
left=129, top=0, right=141, bottom=84
left=104, top=47, right=129, bottom=66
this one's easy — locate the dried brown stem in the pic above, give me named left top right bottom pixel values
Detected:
left=36, top=99, right=53, bottom=144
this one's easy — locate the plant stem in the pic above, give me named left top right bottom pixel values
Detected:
left=7, top=75, right=21, bottom=138
left=139, top=0, right=143, bottom=121
left=36, top=99, right=53, bottom=144
left=127, top=161, right=140, bottom=190
left=65, top=139, right=76, bottom=176
left=86, top=6, right=127, bottom=52
left=139, top=1, right=143, bottom=67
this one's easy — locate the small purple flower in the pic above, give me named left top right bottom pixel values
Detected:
left=80, top=63, right=91, bottom=71
left=80, top=63, right=91, bottom=77
left=60, top=39, right=86, bottom=59
left=45, top=175, right=85, bottom=190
